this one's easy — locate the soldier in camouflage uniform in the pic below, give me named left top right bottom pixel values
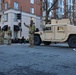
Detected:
left=0, top=26, right=2, bottom=44
left=1, top=30, right=4, bottom=44
left=7, top=26, right=12, bottom=45
left=24, top=20, right=35, bottom=47
left=0, top=26, right=4, bottom=45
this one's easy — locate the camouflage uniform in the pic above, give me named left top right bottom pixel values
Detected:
left=7, top=27, right=12, bottom=45
left=1, top=31, right=4, bottom=44
left=29, top=24, right=35, bottom=47
left=0, top=31, right=2, bottom=44
left=24, top=21, right=35, bottom=47
left=0, top=27, right=4, bottom=45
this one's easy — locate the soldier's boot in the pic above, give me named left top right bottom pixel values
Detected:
left=29, top=42, right=34, bottom=47
left=29, top=39, right=32, bottom=47
left=7, top=40, right=11, bottom=45
left=30, top=42, right=34, bottom=47
left=1, top=40, right=4, bottom=45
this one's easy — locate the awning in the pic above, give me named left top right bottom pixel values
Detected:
left=14, top=25, right=20, bottom=31
left=2, top=25, right=8, bottom=31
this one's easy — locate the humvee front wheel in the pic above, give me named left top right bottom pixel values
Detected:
left=43, top=41, right=51, bottom=46
left=68, top=36, right=76, bottom=48
left=34, top=35, right=41, bottom=45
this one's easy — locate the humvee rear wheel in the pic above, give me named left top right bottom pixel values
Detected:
left=68, top=36, right=76, bottom=48
left=43, top=41, right=51, bottom=46
left=34, top=35, right=41, bottom=45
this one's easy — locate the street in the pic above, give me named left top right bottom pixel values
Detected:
left=0, top=43, right=76, bottom=75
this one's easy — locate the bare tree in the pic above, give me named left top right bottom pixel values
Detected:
left=65, top=0, right=74, bottom=25
left=42, top=0, right=58, bottom=24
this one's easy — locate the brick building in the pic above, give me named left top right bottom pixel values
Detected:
left=0, top=0, right=42, bottom=39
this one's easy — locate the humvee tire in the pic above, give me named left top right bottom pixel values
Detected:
left=68, top=36, right=76, bottom=48
left=43, top=41, right=51, bottom=46
left=34, top=35, right=41, bottom=45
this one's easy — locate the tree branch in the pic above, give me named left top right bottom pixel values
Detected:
left=47, top=0, right=58, bottom=15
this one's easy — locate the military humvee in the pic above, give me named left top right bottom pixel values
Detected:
left=34, top=19, right=76, bottom=48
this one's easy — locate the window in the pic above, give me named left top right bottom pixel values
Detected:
left=45, top=27, right=52, bottom=30
left=30, top=8, right=34, bottom=14
left=0, top=0, right=2, bottom=3
left=48, top=0, right=53, bottom=3
left=57, top=26, right=65, bottom=32
left=68, top=0, right=72, bottom=5
left=30, top=0, right=34, bottom=4
left=14, top=2, right=18, bottom=10
left=14, top=31, right=18, bottom=38
left=0, top=0, right=2, bottom=10
left=14, top=14, right=17, bottom=22
left=0, top=4, right=1, bottom=10
left=56, top=0, right=64, bottom=18
left=5, top=2, right=8, bottom=10
left=49, top=10, right=53, bottom=17
left=48, top=0, right=53, bottom=9
left=0, top=15, right=1, bottom=22
left=4, top=14, right=8, bottom=22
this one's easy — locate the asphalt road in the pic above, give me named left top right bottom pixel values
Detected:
left=0, top=43, right=76, bottom=75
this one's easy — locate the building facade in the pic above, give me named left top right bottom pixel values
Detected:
left=0, top=0, right=42, bottom=39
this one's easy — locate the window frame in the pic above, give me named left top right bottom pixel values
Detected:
left=14, top=2, right=19, bottom=10
left=30, top=7, right=34, bottom=14
left=30, top=0, right=34, bottom=4
left=14, top=13, right=18, bottom=22
left=5, top=2, right=8, bottom=10
left=4, top=14, right=8, bottom=22
left=57, top=26, right=65, bottom=32
left=0, top=15, right=1, bottom=22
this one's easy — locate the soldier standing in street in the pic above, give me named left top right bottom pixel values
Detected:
left=7, top=26, right=12, bottom=45
left=24, top=19, right=35, bottom=47
left=1, top=29, right=4, bottom=44
left=0, top=26, right=4, bottom=45
left=0, top=26, right=2, bottom=44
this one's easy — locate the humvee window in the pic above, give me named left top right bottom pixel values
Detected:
left=45, top=27, right=51, bottom=30
left=57, top=26, right=64, bottom=31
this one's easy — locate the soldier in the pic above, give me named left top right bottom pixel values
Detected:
left=0, top=26, right=2, bottom=44
left=0, top=27, right=4, bottom=45
left=7, top=26, right=12, bottom=45
left=24, top=20, right=35, bottom=47
left=1, top=29, right=5, bottom=44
